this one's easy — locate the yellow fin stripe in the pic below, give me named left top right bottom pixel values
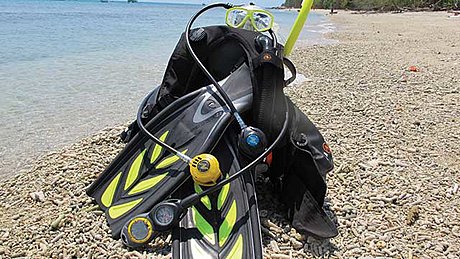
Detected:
left=192, top=206, right=216, bottom=245
left=194, top=183, right=211, bottom=210
left=101, top=172, right=122, bottom=208
left=226, top=234, right=243, bottom=259
left=108, top=198, right=143, bottom=219
left=124, top=150, right=146, bottom=190
left=150, top=131, right=169, bottom=164
left=219, top=200, right=237, bottom=247
left=128, top=172, right=168, bottom=195
left=217, top=182, right=230, bottom=210
left=155, top=149, right=188, bottom=169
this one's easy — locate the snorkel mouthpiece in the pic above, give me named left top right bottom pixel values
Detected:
left=189, top=154, right=222, bottom=186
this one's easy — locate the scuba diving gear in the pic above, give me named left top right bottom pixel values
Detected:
left=88, top=3, right=338, bottom=258
left=238, top=126, right=267, bottom=159
left=86, top=64, right=254, bottom=238
left=119, top=3, right=289, bottom=253
left=270, top=98, right=338, bottom=238
left=121, top=102, right=287, bottom=247
left=137, top=85, right=192, bottom=164
left=121, top=215, right=154, bottom=247
left=189, top=154, right=222, bottom=186
left=225, top=5, right=274, bottom=32
left=185, top=3, right=248, bottom=130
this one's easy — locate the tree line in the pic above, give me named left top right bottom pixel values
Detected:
left=283, top=0, right=459, bottom=11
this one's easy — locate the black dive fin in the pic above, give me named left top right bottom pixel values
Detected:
left=87, top=65, right=253, bottom=238
left=172, top=134, right=263, bottom=259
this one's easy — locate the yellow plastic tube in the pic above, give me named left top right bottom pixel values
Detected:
left=283, top=0, right=314, bottom=56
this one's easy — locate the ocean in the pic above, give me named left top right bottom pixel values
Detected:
left=0, top=0, right=334, bottom=175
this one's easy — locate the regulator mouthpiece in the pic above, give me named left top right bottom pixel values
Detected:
left=189, top=154, right=222, bottom=186
left=121, top=215, right=155, bottom=248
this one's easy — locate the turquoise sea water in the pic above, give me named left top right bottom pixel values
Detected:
left=0, top=0, right=334, bottom=175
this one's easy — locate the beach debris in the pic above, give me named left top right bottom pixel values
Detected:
left=408, top=66, right=419, bottom=72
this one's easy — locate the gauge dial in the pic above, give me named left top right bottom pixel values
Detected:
left=154, top=205, right=174, bottom=226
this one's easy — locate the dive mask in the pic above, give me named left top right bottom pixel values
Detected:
left=225, top=5, right=274, bottom=32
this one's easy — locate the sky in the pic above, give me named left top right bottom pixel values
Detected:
left=142, top=0, right=286, bottom=7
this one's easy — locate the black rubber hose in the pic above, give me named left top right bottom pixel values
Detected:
left=136, top=89, right=191, bottom=162
left=184, top=3, right=249, bottom=129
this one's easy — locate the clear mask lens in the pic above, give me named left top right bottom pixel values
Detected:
left=253, top=12, right=272, bottom=31
left=226, top=9, right=248, bottom=28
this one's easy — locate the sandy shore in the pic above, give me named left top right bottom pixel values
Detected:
left=1, top=11, right=459, bottom=259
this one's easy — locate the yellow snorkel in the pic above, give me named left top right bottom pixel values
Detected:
left=284, top=0, right=314, bottom=56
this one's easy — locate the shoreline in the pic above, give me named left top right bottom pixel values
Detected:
left=0, top=6, right=328, bottom=179
left=1, top=10, right=459, bottom=258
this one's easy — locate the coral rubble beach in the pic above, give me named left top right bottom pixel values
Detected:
left=0, top=11, right=459, bottom=258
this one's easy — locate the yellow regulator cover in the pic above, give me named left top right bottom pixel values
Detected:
left=189, top=154, right=222, bottom=186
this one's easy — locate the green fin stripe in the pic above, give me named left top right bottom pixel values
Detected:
left=217, top=182, right=230, bottom=210
left=108, top=198, right=143, bottom=219
left=155, top=149, right=188, bottom=169
left=226, top=234, right=243, bottom=259
left=124, top=150, right=146, bottom=190
left=192, top=206, right=216, bottom=245
left=219, top=200, right=237, bottom=247
left=150, top=131, right=169, bottom=164
left=101, top=172, right=122, bottom=208
left=128, top=172, right=168, bottom=195
left=194, top=183, right=212, bottom=210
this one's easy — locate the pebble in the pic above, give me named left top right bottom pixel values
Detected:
left=39, top=243, right=48, bottom=253
left=281, top=234, right=290, bottom=242
left=452, top=226, right=460, bottom=237
left=407, top=206, right=420, bottom=225
left=51, top=214, right=65, bottom=230
left=51, top=233, right=65, bottom=243
left=452, top=183, right=459, bottom=194
left=270, top=240, right=280, bottom=253
left=30, top=191, right=46, bottom=202
left=290, top=238, right=303, bottom=249
left=376, top=240, right=386, bottom=249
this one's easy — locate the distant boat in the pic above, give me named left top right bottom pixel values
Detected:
left=100, top=0, right=108, bottom=2
left=128, top=0, right=137, bottom=3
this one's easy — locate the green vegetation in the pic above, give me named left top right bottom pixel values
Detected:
left=283, top=0, right=459, bottom=11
